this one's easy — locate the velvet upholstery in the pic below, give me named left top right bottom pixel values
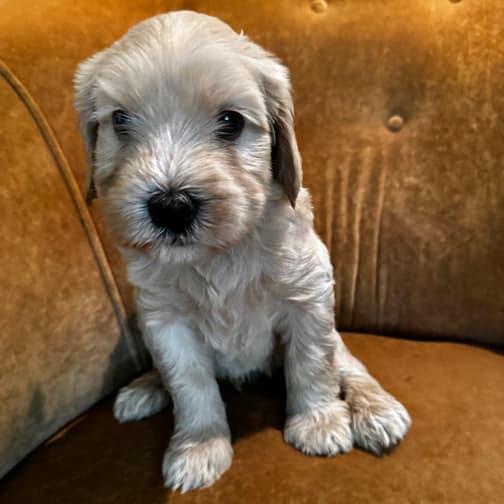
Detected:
left=1, top=334, right=503, bottom=503
left=1, top=0, right=502, bottom=345
left=1, top=0, right=503, bottom=501
left=0, top=68, right=146, bottom=478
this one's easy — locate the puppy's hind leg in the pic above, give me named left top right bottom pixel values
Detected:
left=282, top=313, right=353, bottom=457
left=114, top=369, right=171, bottom=423
left=336, top=343, right=411, bottom=455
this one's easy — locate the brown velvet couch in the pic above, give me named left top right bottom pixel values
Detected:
left=1, top=1, right=503, bottom=502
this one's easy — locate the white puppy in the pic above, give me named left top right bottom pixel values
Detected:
left=75, top=11, right=411, bottom=493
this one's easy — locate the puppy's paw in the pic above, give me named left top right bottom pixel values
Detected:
left=114, top=371, right=170, bottom=423
left=163, top=437, right=233, bottom=493
left=350, top=391, right=411, bottom=455
left=284, top=400, right=353, bottom=456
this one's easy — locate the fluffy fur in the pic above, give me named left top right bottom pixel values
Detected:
left=74, top=11, right=411, bottom=492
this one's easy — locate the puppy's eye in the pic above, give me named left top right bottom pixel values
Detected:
left=112, top=109, right=131, bottom=135
left=216, top=111, right=244, bottom=141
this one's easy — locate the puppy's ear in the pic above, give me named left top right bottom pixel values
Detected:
left=74, top=53, right=104, bottom=204
left=260, top=59, right=302, bottom=207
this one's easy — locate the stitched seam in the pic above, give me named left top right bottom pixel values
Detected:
left=0, top=59, right=146, bottom=372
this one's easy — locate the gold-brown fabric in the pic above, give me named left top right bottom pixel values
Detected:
left=0, top=67, right=146, bottom=477
left=1, top=333, right=503, bottom=503
left=1, top=0, right=503, bottom=492
left=1, top=0, right=502, bottom=345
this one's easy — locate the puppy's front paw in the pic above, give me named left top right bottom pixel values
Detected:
left=351, top=391, right=411, bottom=455
left=163, top=437, right=233, bottom=493
left=114, top=371, right=171, bottom=423
left=284, top=400, right=353, bottom=456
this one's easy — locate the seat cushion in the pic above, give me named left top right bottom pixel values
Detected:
left=1, top=333, right=502, bottom=503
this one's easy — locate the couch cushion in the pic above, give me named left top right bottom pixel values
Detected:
left=0, top=65, right=147, bottom=477
left=1, top=333, right=502, bottom=503
left=1, top=0, right=503, bottom=345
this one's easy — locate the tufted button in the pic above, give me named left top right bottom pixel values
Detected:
left=448, top=0, right=462, bottom=3
left=311, top=0, right=328, bottom=13
left=387, top=115, right=404, bottom=132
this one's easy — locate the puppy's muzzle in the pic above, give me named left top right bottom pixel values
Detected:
left=148, top=190, right=200, bottom=235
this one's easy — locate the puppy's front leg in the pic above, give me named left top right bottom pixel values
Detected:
left=142, top=321, right=232, bottom=492
left=282, top=304, right=353, bottom=456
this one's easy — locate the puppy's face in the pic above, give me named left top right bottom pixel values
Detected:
left=75, top=11, right=301, bottom=264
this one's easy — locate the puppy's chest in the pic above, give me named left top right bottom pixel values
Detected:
left=182, top=268, right=280, bottom=378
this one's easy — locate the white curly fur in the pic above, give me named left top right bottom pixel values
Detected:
left=75, top=11, right=411, bottom=492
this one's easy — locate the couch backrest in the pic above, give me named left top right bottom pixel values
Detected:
left=1, top=0, right=503, bottom=477
left=0, top=62, right=147, bottom=477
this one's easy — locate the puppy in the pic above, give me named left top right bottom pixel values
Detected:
left=75, top=11, right=411, bottom=493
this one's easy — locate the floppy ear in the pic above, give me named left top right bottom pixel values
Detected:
left=260, top=60, right=302, bottom=207
left=74, top=53, right=104, bottom=204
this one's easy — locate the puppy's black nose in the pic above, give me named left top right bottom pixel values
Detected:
left=147, top=190, right=200, bottom=234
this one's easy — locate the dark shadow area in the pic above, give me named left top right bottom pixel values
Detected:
left=220, top=369, right=287, bottom=442
left=0, top=393, right=171, bottom=504
left=0, top=370, right=287, bottom=504
left=0, top=387, right=45, bottom=478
